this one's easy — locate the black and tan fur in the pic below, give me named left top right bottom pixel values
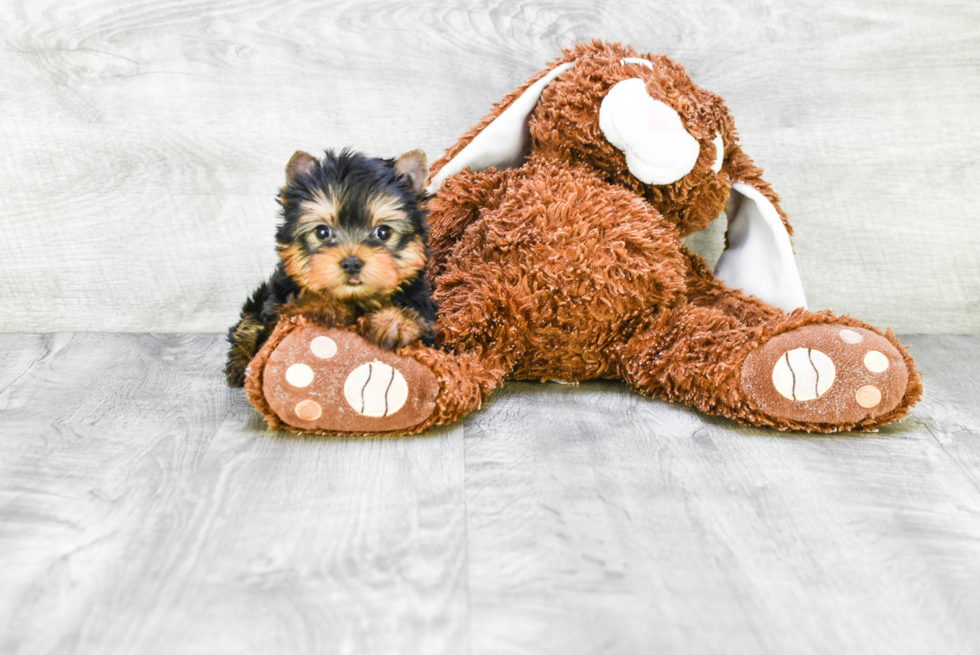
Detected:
left=225, top=149, right=437, bottom=387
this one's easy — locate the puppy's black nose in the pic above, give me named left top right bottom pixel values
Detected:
left=340, top=256, right=364, bottom=275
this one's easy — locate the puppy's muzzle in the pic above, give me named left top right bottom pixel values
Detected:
left=340, top=256, right=364, bottom=276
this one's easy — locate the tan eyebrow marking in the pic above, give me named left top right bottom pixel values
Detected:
left=299, top=189, right=339, bottom=225
left=367, top=193, right=408, bottom=227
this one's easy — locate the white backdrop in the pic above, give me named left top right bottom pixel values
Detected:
left=1, top=0, right=977, bottom=334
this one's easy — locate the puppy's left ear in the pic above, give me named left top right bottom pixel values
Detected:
left=394, top=150, right=429, bottom=197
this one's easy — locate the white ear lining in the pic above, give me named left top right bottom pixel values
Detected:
left=620, top=57, right=654, bottom=69
left=426, top=61, right=577, bottom=194
left=710, top=135, right=724, bottom=173
left=714, top=182, right=808, bottom=312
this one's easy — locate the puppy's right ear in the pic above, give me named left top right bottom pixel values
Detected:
left=285, top=151, right=318, bottom=185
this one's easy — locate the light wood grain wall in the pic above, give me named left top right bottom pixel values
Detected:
left=1, top=0, right=977, bottom=333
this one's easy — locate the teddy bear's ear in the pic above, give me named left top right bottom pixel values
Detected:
left=714, top=183, right=808, bottom=312
left=426, top=61, right=577, bottom=194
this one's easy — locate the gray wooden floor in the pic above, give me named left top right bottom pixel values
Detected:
left=1, top=335, right=979, bottom=654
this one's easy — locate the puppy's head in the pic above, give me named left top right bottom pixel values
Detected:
left=276, top=149, right=429, bottom=302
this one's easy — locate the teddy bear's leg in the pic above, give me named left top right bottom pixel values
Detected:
left=245, top=317, right=500, bottom=436
left=681, top=248, right=784, bottom=327
left=622, top=304, right=922, bottom=432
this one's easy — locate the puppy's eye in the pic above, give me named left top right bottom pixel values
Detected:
left=374, top=225, right=392, bottom=242
left=315, top=225, right=333, bottom=241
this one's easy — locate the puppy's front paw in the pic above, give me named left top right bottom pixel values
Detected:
left=362, top=307, right=425, bottom=350
left=279, top=297, right=353, bottom=328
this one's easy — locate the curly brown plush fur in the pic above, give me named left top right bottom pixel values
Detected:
left=422, top=40, right=920, bottom=433
left=431, top=42, right=790, bottom=240
left=245, top=40, right=920, bottom=435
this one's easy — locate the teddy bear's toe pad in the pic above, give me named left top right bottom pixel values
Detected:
left=262, top=327, right=437, bottom=433
left=741, top=325, right=908, bottom=425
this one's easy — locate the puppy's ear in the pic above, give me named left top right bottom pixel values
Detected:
left=285, top=151, right=318, bottom=185
left=394, top=150, right=429, bottom=196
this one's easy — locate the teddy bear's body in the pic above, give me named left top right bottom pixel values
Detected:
left=244, top=42, right=921, bottom=435
left=430, top=154, right=689, bottom=383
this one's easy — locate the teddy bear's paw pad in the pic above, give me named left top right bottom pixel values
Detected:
left=740, top=325, right=908, bottom=425
left=262, top=327, right=437, bottom=433
left=343, top=361, right=409, bottom=418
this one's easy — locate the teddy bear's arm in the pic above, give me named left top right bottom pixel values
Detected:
left=425, top=168, right=509, bottom=282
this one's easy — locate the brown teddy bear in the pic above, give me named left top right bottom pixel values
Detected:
left=245, top=40, right=921, bottom=435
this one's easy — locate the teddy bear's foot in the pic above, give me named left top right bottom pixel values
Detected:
left=740, top=325, right=910, bottom=427
left=257, top=325, right=439, bottom=434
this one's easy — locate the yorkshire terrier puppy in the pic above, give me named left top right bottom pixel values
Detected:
left=225, top=148, right=437, bottom=387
